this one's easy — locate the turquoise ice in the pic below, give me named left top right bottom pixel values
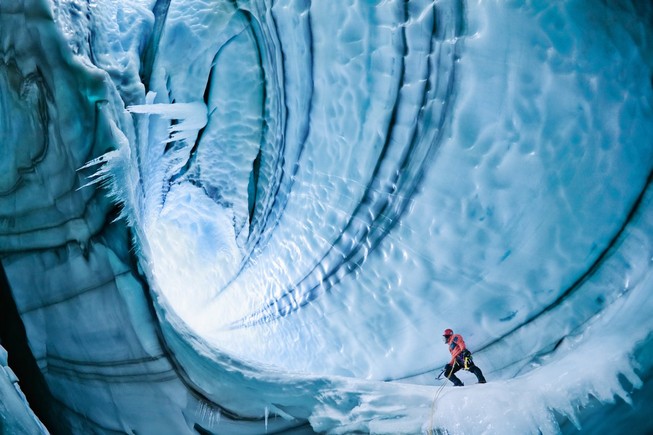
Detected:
left=1, top=0, right=653, bottom=433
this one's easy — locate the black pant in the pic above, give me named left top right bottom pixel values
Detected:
left=444, top=357, right=486, bottom=386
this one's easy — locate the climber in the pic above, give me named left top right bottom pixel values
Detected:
left=441, top=328, right=486, bottom=386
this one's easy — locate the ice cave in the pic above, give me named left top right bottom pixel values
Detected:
left=1, top=0, right=653, bottom=433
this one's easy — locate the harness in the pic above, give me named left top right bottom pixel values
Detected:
left=448, top=334, right=473, bottom=369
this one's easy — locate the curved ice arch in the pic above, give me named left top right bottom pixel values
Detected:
left=117, top=0, right=653, bottom=377
left=1, top=0, right=653, bottom=433
left=104, top=0, right=653, bottom=422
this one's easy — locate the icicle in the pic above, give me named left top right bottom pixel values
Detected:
left=127, top=101, right=207, bottom=144
left=264, top=406, right=269, bottom=433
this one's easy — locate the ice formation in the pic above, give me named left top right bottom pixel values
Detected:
left=1, top=0, right=653, bottom=434
left=0, top=345, right=48, bottom=433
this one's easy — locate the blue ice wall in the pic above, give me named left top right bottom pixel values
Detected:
left=1, top=0, right=653, bottom=433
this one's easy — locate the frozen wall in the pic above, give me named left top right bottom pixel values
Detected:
left=1, top=0, right=653, bottom=434
left=0, top=345, right=47, bottom=434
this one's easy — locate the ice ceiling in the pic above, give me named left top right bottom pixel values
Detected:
left=1, top=0, right=653, bottom=433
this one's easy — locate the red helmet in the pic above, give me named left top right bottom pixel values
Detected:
left=443, top=328, right=453, bottom=336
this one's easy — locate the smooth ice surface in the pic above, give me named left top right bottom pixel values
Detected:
left=0, top=345, right=48, bottom=434
left=1, top=0, right=653, bottom=433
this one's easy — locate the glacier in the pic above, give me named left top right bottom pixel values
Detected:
left=1, top=0, right=653, bottom=433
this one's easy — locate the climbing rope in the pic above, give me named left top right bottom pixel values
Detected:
left=427, top=366, right=455, bottom=434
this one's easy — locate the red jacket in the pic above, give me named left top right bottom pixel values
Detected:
left=446, top=333, right=467, bottom=364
